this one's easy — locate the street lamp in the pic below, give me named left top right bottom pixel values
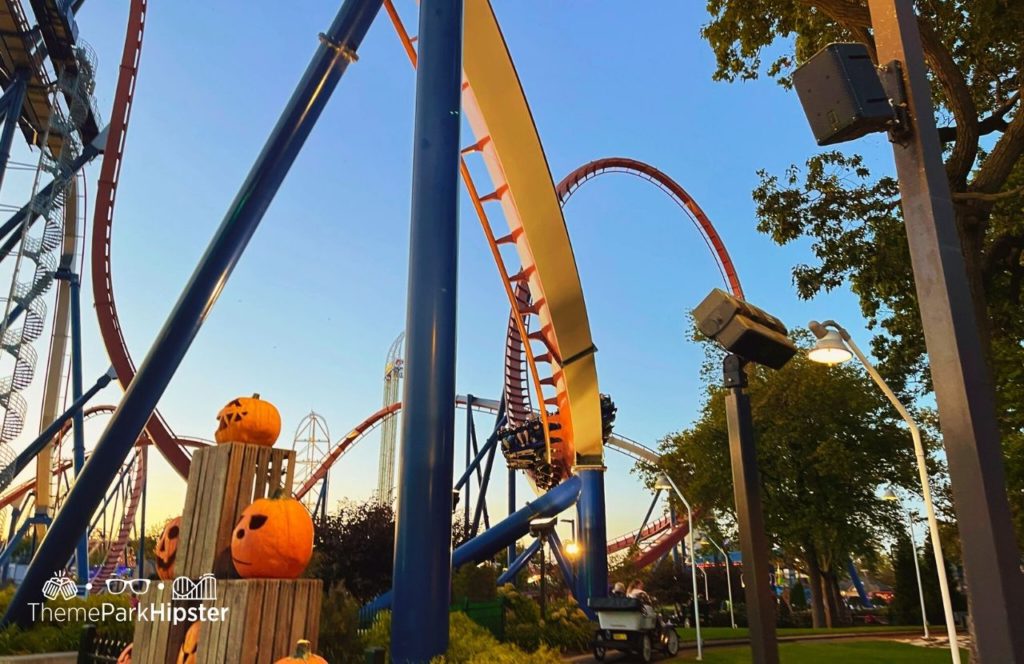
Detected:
left=700, top=535, right=737, bottom=629
left=530, top=517, right=557, bottom=619
left=883, top=487, right=929, bottom=640
left=809, top=320, right=959, bottom=662
left=655, top=472, right=703, bottom=660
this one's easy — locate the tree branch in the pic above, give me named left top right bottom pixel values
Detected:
left=937, top=93, right=1018, bottom=143
left=953, top=185, right=1024, bottom=203
left=973, top=81, right=1024, bottom=193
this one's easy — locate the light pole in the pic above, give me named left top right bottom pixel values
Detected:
left=701, top=535, right=737, bottom=628
left=697, top=564, right=709, bottom=600
left=809, top=320, right=959, bottom=662
left=884, top=488, right=929, bottom=639
left=656, top=472, right=702, bottom=660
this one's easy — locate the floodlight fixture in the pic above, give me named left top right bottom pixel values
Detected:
left=693, top=289, right=797, bottom=369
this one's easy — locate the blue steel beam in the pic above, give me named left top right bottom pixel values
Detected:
left=633, top=489, right=661, bottom=548
left=367, top=474, right=581, bottom=614
left=0, top=71, right=29, bottom=195
left=470, top=434, right=497, bottom=537
left=577, top=468, right=609, bottom=611
left=389, top=0, right=464, bottom=660
left=1, top=366, right=116, bottom=489
left=545, top=530, right=578, bottom=602
left=0, top=0, right=384, bottom=628
left=496, top=538, right=541, bottom=585
left=0, top=143, right=100, bottom=263
left=60, top=270, right=88, bottom=583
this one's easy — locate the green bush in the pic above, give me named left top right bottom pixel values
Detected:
left=496, top=584, right=593, bottom=653
left=0, top=586, right=133, bottom=655
left=452, top=564, right=500, bottom=603
left=317, top=584, right=365, bottom=664
left=790, top=581, right=808, bottom=610
left=434, top=612, right=560, bottom=664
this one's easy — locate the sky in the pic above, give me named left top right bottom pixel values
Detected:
left=0, top=1, right=903, bottom=547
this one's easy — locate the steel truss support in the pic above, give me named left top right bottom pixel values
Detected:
left=0, top=70, right=29, bottom=196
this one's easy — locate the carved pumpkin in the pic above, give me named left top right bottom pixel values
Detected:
left=177, top=621, right=199, bottom=664
left=215, top=393, right=281, bottom=446
left=155, top=516, right=181, bottom=581
left=231, top=491, right=313, bottom=578
left=117, top=643, right=132, bottom=663
left=274, top=639, right=327, bottom=664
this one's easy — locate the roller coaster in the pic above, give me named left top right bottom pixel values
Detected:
left=0, top=1, right=746, bottom=657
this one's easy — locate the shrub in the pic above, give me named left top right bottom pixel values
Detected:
left=496, top=584, right=593, bottom=654
left=0, top=587, right=133, bottom=655
left=435, top=612, right=560, bottom=664
left=317, top=584, right=364, bottom=663
left=790, top=581, right=808, bottom=610
left=452, top=564, right=500, bottom=603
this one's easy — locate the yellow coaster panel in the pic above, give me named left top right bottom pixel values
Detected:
left=461, top=0, right=603, bottom=466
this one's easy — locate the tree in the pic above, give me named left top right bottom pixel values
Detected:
left=919, top=532, right=967, bottom=624
left=699, top=0, right=1024, bottom=543
left=889, top=530, right=922, bottom=626
left=308, top=499, right=396, bottom=602
left=655, top=335, right=920, bottom=627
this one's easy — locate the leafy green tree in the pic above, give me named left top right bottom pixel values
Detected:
left=655, top=335, right=919, bottom=626
left=918, top=532, right=967, bottom=624
left=699, top=0, right=1024, bottom=543
left=889, top=530, right=923, bottom=626
left=790, top=580, right=808, bottom=610
left=308, top=499, right=396, bottom=602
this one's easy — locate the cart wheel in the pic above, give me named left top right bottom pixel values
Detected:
left=593, top=645, right=606, bottom=661
left=664, top=628, right=679, bottom=656
left=640, top=634, right=653, bottom=662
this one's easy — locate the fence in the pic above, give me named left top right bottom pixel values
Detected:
left=76, top=625, right=128, bottom=663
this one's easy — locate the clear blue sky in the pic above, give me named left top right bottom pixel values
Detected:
left=2, top=1, right=900, bottom=542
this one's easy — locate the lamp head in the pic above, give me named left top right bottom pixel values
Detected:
left=653, top=473, right=673, bottom=491
left=881, top=487, right=899, bottom=502
left=808, top=328, right=853, bottom=365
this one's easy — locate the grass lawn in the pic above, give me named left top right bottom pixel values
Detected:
left=674, top=624, right=941, bottom=642
left=672, top=640, right=969, bottom=662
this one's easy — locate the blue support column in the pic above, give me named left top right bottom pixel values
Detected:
left=507, top=467, right=516, bottom=570
left=389, top=1, right=464, bottom=660
left=0, top=71, right=28, bottom=196
left=576, top=467, right=608, bottom=611
left=0, top=0, right=384, bottom=628
left=62, top=270, right=88, bottom=585
left=136, top=444, right=147, bottom=578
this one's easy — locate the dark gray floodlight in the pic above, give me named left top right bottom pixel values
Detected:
left=693, top=289, right=797, bottom=370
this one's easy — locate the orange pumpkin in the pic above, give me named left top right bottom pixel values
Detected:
left=231, top=491, right=313, bottom=578
left=177, top=621, right=199, bottom=664
left=215, top=393, right=281, bottom=446
left=274, top=639, right=327, bottom=664
left=117, top=643, right=132, bottom=663
left=155, top=516, right=181, bottom=581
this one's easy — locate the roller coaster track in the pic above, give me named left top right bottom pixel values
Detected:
left=90, top=0, right=206, bottom=478
left=385, top=0, right=603, bottom=485
left=0, top=405, right=145, bottom=582
left=503, top=158, right=745, bottom=437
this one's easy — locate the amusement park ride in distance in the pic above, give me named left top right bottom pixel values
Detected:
left=0, top=0, right=804, bottom=661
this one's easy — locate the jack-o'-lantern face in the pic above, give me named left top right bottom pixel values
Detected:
left=215, top=393, right=281, bottom=446
left=177, top=622, right=199, bottom=664
left=155, top=517, right=181, bottom=581
left=117, top=643, right=132, bottom=664
left=231, top=492, right=314, bottom=579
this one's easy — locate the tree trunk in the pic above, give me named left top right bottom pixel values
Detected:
left=825, top=570, right=850, bottom=626
left=804, top=543, right=827, bottom=628
left=819, top=574, right=835, bottom=628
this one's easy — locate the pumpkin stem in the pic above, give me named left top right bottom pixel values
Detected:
left=253, top=393, right=261, bottom=399
left=294, top=639, right=312, bottom=657
left=272, top=487, right=291, bottom=500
